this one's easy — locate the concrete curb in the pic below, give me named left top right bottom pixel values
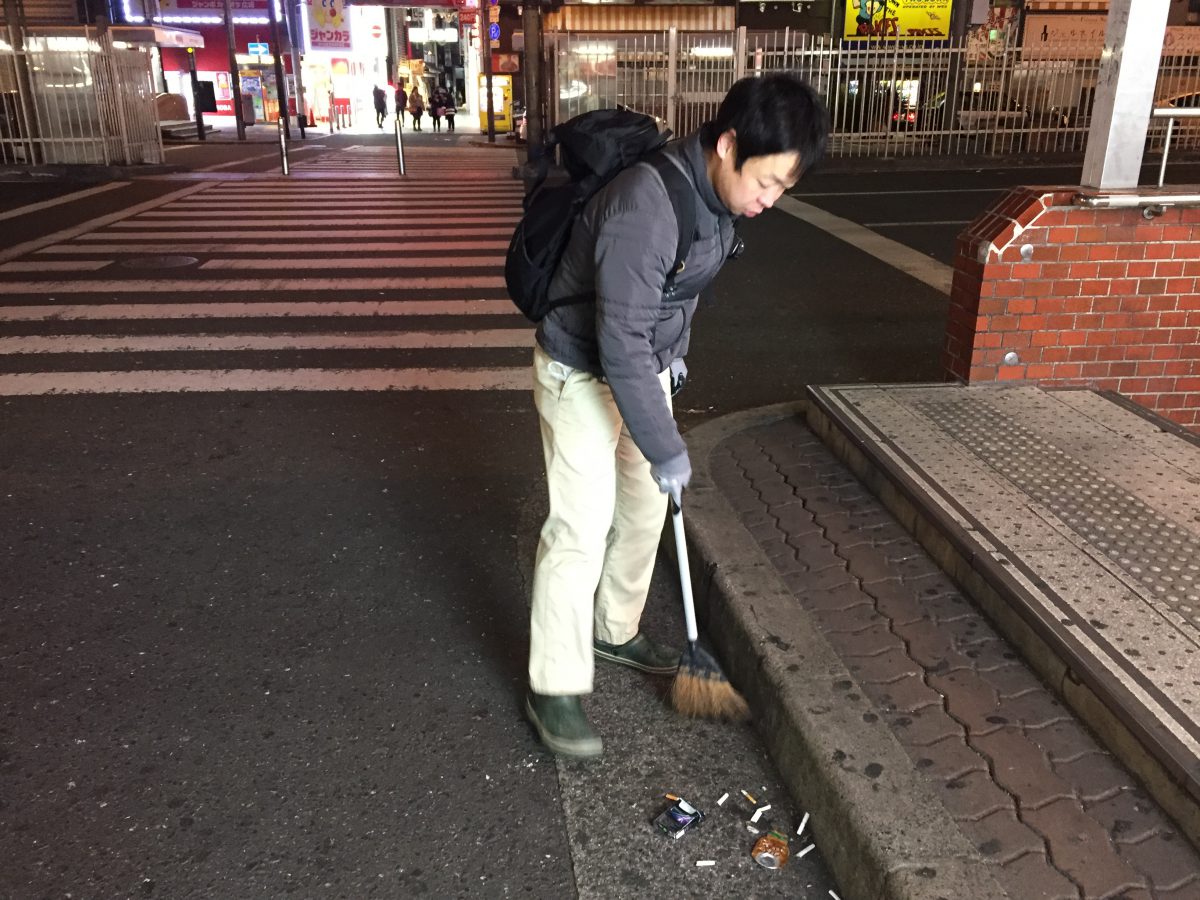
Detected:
left=682, top=402, right=1010, bottom=900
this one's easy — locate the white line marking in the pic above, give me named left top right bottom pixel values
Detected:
left=0, top=367, right=531, bottom=394
left=0, top=276, right=506, bottom=292
left=197, top=256, right=504, bottom=270
left=107, top=216, right=520, bottom=227
left=77, top=227, right=514, bottom=240
left=39, top=240, right=511, bottom=254
left=200, top=186, right=525, bottom=193
left=1, top=330, right=534, bottom=354
left=862, top=220, right=971, bottom=227
left=199, top=196, right=522, bottom=204
left=134, top=208, right=518, bottom=218
left=794, top=186, right=1007, bottom=198
left=0, top=182, right=128, bottom=222
left=774, top=195, right=953, bottom=295
left=0, top=299, right=516, bottom=321
left=194, top=146, right=327, bottom=172
left=0, top=182, right=215, bottom=266
left=0, top=260, right=111, bottom=272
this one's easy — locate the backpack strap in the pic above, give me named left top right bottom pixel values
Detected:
left=648, top=154, right=697, bottom=291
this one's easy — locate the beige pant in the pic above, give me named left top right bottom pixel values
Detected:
left=529, top=345, right=671, bottom=695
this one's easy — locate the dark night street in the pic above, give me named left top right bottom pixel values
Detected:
left=4, top=135, right=1199, bottom=898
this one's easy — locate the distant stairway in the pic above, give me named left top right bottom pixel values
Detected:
left=160, top=120, right=216, bottom=141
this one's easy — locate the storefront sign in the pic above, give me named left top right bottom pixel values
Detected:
left=1023, top=14, right=1200, bottom=59
left=307, top=0, right=351, bottom=51
left=843, top=0, right=954, bottom=41
left=159, top=0, right=266, bottom=10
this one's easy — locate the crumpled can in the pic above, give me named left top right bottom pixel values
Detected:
left=751, top=831, right=790, bottom=869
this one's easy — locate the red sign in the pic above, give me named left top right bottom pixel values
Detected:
left=459, top=9, right=477, bottom=23
left=370, top=24, right=382, bottom=38
left=493, top=52, right=519, bottom=73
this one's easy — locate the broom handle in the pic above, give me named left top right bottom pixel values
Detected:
left=670, top=497, right=700, bottom=645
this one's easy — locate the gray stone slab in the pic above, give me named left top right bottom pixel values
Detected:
left=809, top=383, right=1200, bottom=843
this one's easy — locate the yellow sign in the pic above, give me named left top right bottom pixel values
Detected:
left=843, top=0, right=952, bottom=41
left=478, top=73, right=512, bottom=132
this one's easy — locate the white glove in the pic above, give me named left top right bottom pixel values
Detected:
left=650, top=451, right=692, bottom=506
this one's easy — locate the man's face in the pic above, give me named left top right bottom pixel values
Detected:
left=710, top=130, right=801, bottom=218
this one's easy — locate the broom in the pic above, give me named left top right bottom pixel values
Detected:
left=668, top=494, right=750, bottom=720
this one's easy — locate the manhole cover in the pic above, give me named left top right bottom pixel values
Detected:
left=120, top=255, right=199, bottom=269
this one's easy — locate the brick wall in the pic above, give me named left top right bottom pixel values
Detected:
left=945, top=187, right=1200, bottom=432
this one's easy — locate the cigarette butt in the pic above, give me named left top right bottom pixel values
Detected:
left=797, top=812, right=810, bottom=836
left=664, top=793, right=680, bottom=801
left=695, top=860, right=716, bottom=867
left=757, top=804, right=772, bottom=815
left=796, top=843, right=816, bottom=859
left=746, top=824, right=760, bottom=834
left=717, top=792, right=729, bottom=806
left=740, top=789, right=757, bottom=804
left=829, top=892, right=842, bottom=900
left=750, top=807, right=765, bottom=824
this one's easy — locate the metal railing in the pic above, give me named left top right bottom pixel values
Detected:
left=1152, top=107, right=1200, bottom=186
left=547, top=27, right=1200, bottom=161
left=0, top=30, right=162, bottom=166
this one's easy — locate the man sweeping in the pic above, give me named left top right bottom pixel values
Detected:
left=526, top=74, right=829, bottom=759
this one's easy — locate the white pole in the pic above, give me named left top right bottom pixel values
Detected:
left=1081, top=0, right=1170, bottom=190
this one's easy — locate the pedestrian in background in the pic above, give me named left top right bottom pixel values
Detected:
left=372, top=85, right=387, bottom=128
left=430, top=89, right=445, bottom=133
left=523, top=74, right=829, bottom=759
left=444, top=97, right=457, bottom=132
left=394, top=83, right=408, bottom=127
left=408, top=89, right=425, bottom=131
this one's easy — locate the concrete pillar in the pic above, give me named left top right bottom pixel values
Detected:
left=1081, top=0, right=1170, bottom=190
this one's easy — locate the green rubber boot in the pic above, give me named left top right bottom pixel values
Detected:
left=593, top=633, right=680, bottom=675
left=525, top=693, right=603, bottom=759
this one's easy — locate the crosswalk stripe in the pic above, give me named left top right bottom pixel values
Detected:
left=0, top=260, right=113, bottom=272
left=0, top=300, right=517, bottom=321
left=0, top=330, right=534, bottom=353
left=0, top=367, right=532, bottom=395
left=0, top=144, right=537, bottom=393
left=74, top=228, right=514, bottom=240
left=105, top=216, right=520, bottom=227
left=38, top=241, right=511, bottom=254
left=197, top=257, right=505, bottom=270
left=0, top=276, right=507, bottom=291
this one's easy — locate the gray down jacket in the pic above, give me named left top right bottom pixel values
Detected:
left=535, top=128, right=736, bottom=466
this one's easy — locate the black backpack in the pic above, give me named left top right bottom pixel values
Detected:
left=505, top=108, right=697, bottom=323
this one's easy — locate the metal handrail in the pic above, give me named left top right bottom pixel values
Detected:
left=1151, top=106, right=1200, bottom=187
left=1074, top=189, right=1200, bottom=219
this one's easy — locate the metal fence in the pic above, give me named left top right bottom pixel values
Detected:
left=0, top=31, right=163, bottom=166
left=547, top=27, right=1200, bottom=159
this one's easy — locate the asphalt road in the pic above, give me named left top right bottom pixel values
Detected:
left=4, top=139, right=1196, bottom=898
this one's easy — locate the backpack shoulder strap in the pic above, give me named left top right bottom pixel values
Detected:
left=648, top=153, right=697, bottom=285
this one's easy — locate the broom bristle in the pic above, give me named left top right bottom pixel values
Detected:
left=670, top=645, right=750, bottom=720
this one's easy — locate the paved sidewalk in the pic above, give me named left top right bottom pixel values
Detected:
left=682, top=391, right=1200, bottom=900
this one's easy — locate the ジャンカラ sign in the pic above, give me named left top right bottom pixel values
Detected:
left=843, top=0, right=953, bottom=41
left=307, top=0, right=352, bottom=51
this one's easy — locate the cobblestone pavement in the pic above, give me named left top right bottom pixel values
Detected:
left=708, top=415, right=1200, bottom=900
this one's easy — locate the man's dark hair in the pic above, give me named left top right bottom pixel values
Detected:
left=702, top=74, right=829, bottom=176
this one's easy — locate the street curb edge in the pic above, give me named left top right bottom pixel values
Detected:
left=683, top=402, right=1010, bottom=900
